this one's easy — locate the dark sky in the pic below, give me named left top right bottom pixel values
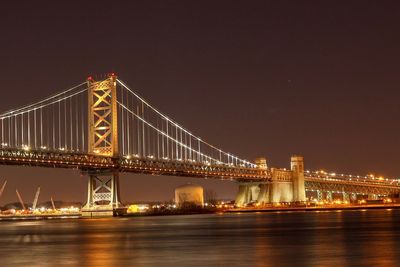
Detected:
left=0, top=1, right=399, bottom=204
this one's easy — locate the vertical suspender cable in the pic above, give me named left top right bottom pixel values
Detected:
left=184, top=132, right=187, bottom=160
left=189, top=135, right=192, bottom=161
left=70, top=97, right=73, bottom=150
left=46, top=106, right=49, bottom=148
left=41, top=107, right=44, bottom=148
left=75, top=94, right=78, bottom=151
left=58, top=101, right=61, bottom=149
left=15, top=115, right=17, bottom=147
left=126, top=91, right=130, bottom=155
left=132, top=101, right=135, bottom=155
left=21, top=113, right=24, bottom=146
left=34, top=109, right=37, bottom=148
left=180, top=129, right=183, bottom=160
left=161, top=119, right=164, bottom=158
left=166, top=120, right=169, bottom=159
left=121, top=86, right=125, bottom=155
left=175, top=126, right=178, bottom=159
left=142, top=102, right=145, bottom=156
left=8, top=117, right=11, bottom=146
left=157, top=117, right=160, bottom=158
left=81, top=94, right=85, bottom=152
left=147, top=107, right=150, bottom=156
left=28, top=111, right=30, bottom=147
left=136, top=105, right=140, bottom=156
left=52, top=105, right=55, bottom=149
left=64, top=100, right=67, bottom=149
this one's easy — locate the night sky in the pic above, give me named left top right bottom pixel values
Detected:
left=0, top=1, right=399, bottom=204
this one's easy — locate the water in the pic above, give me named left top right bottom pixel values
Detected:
left=0, top=209, right=399, bottom=266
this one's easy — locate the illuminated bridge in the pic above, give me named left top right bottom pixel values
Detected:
left=0, top=74, right=398, bottom=215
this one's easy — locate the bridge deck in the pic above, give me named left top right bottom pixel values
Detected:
left=0, top=149, right=268, bottom=181
left=0, top=149, right=399, bottom=194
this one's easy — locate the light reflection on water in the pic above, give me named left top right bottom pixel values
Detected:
left=0, top=210, right=399, bottom=266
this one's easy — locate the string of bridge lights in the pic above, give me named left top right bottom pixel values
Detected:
left=0, top=78, right=256, bottom=169
left=0, top=82, right=88, bottom=152
left=305, top=170, right=400, bottom=185
left=0, top=77, right=397, bottom=176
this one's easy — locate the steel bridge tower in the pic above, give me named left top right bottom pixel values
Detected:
left=82, top=74, right=121, bottom=216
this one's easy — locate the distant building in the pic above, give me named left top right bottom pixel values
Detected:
left=175, top=184, right=204, bottom=207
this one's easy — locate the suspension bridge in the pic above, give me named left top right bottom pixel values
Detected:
left=0, top=74, right=398, bottom=216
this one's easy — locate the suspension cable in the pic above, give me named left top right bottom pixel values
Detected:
left=0, top=82, right=86, bottom=118
left=118, top=101, right=237, bottom=165
left=117, top=79, right=255, bottom=167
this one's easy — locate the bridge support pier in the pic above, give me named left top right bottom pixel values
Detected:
left=235, top=183, right=265, bottom=206
left=235, top=156, right=307, bottom=206
left=81, top=169, right=122, bottom=217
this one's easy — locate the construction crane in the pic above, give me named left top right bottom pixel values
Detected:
left=51, top=196, right=56, bottom=210
left=32, top=187, right=41, bottom=210
left=16, top=189, right=26, bottom=210
left=0, top=180, right=7, bottom=199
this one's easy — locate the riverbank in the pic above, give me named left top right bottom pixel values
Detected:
left=122, top=207, right=218, bottom=217
left=0, top=213, right=81, bottom=221
left=226, top=204, right=400, bottom=213
left=2, top=204, right=400, bottom=220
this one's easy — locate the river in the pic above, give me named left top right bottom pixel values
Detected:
left=0, top=209, right=399, bottom=266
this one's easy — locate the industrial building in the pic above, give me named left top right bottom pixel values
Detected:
left=175, top=184, right=204, bottom=207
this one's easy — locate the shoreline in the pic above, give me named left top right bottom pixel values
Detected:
left=1, top=204, right=400, bottom=220
left=0, top=213, right=81, bottom=221
left=226, top=204, right=400, bottom=213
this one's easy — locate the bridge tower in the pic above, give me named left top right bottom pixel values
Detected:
left=291, top=155, right=306, bottom=202
left=82, top=74, right=121, bottom=217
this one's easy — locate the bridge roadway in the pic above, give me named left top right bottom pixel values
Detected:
left=0, top=148, right=266, bottom=181
left=0, top=148, right=399, bottom=196
left=304, top=172, right=400, bottom=196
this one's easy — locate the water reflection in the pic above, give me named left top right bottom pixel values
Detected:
left=0, top=210, right=399, bottom=266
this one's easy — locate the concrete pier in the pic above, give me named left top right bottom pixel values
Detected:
left=235, top=156, right=306, bottom=206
